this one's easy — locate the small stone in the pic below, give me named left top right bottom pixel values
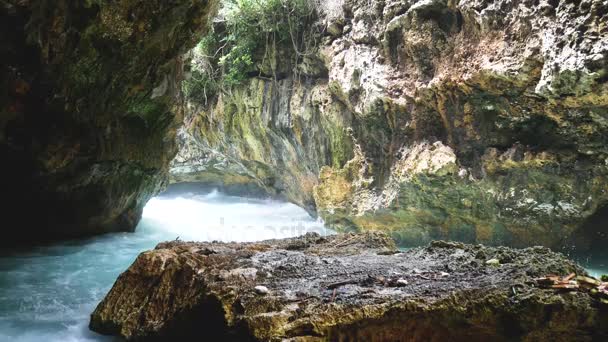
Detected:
left=486, top=258, right=500, bottom=266
left=395, top=278, right=408, bottom=287
left=440, top=272, right=450, bottom=277
left=254, top=286, right=269, bottom=295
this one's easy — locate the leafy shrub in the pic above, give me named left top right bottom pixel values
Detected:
left=183, top=0, right=318, bottom=103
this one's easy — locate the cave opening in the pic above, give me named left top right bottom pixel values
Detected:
left=2, top=0, right=608, bottom=339
left=144, top=183, right=333, bottom=242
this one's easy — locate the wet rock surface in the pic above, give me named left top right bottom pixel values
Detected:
left=91, top=233, right=608, bottom=341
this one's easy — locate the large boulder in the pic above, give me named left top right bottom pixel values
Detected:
left=90, top=233, right=608, bottom=341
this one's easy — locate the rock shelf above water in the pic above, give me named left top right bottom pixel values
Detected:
left=90, top=233, right=608, bottom=341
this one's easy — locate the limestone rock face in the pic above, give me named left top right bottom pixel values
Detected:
left=180, top=0, right=608, bottom=249
left=0, top=0, right=217, bottom=243
left=175, top=77, right=355, bottom=214
left=90, top=233, right=608, bottom=341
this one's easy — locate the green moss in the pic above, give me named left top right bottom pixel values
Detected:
left=326, top=124, right=351, bottom=168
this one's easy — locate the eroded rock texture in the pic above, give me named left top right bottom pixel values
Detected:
left=0, top=0, right=217, bottom=242
left=179, top=0, right=608, bottom=249
left=90, top=233, right=608, bottom=341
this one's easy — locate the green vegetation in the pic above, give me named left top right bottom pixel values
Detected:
left=183, top=0, right=318, bottom=103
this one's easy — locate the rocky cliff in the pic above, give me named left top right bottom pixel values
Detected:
left=90, top=233, right=608, bottom=341
left=178, top=0, right=608, bottom=249
left=1, top=0, right=217, bottom=243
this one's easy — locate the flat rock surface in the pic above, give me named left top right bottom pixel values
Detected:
left=90, top=233, right=608, bottom=341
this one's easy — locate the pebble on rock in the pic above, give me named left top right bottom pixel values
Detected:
left=254, top=285, right=269, bottom=295
left=395, top=278, right=408, bottom=287
left=486, top=258, right=500, bottom=266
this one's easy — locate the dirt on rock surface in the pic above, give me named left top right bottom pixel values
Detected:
left=90, top=232, right=608, bottom=341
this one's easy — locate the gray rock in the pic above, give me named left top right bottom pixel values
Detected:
left=90, top=233, right=607, bottom=341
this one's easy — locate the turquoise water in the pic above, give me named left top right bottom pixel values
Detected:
left=573, top=254, right=608, bottom=279
left=587, top=267, right=607, bottom=279
left=0, top=191, right=332, bottom=342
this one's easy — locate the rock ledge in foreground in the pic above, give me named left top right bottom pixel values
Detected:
left=90, top=233, right=608, bottom=341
